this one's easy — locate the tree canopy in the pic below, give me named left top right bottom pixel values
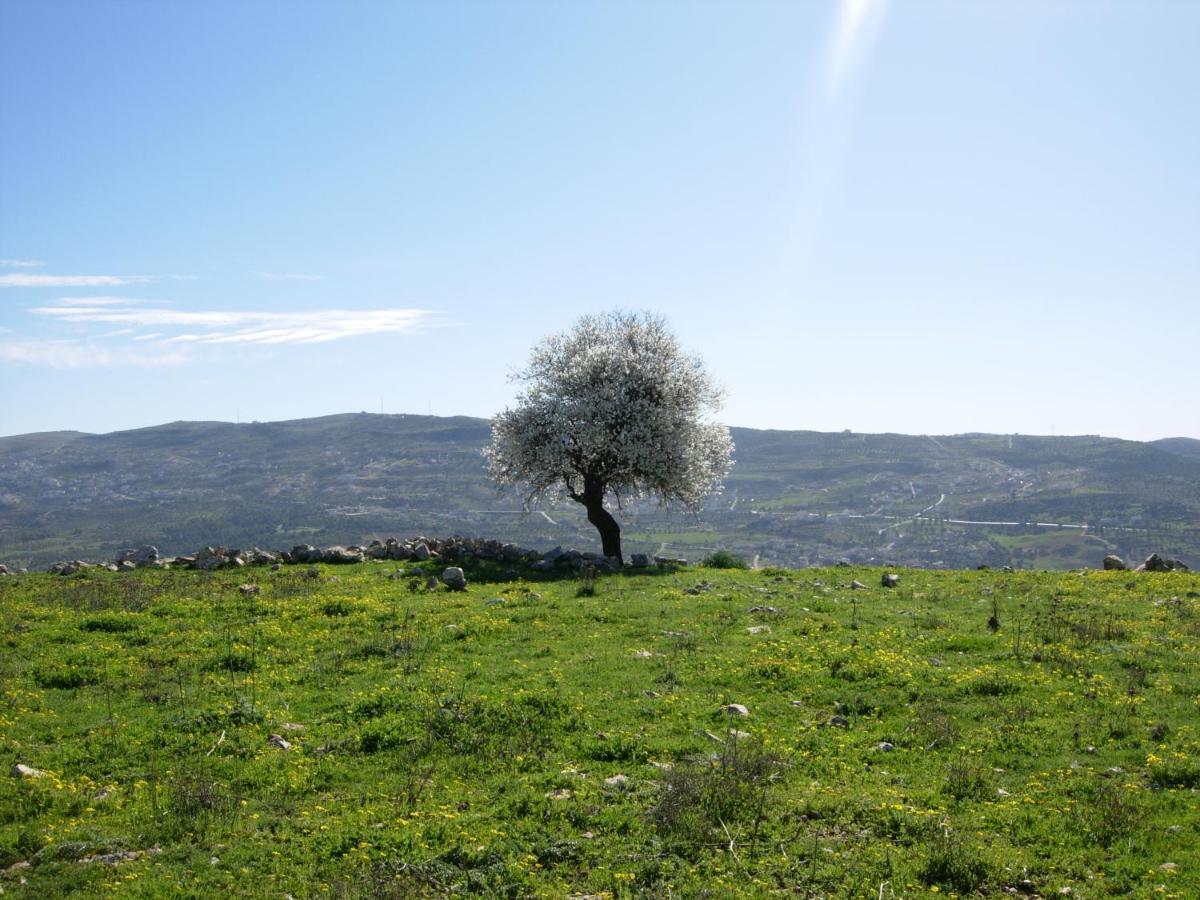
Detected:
left=485, top=311, right=733, bottom=562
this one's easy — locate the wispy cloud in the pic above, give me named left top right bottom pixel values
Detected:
left=29, top=300, right=436, bottom=346
left=0, top=339, right=189, bottom=369
left=0, top=258, right=45, bottom=268
left=55, top=296, right=148, bottom=307
left=0, top=274, right=150, bottom=288
left=256, top=271, right=323, bottom=282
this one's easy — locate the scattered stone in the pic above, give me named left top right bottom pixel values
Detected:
left=1016, top=879, right=1036, bottom=894
left=1159, top=862, right=1178, bottom=872
left=651, top=761, right=674, bottom=772
left=441, top=567, right=467, bottom=591
left=881, top=573, right=900, bottom=588
left=268, top=734, right=292, bottom=751
left=632, top=649, right=653, bottom=658
left=828, top=715, right=850, bottom=729
left=1105, top=766, right=1125, bottom=776
left=654, top=556, right=687, bottom=566
left=836, top=559, right=852, bottom=567
left=412, top=543, right=431, bottom=561
left=12, top=763, right=45, bottom=779
left=0, top=564, right=10, bottom=576
left=603, top=774, right=631, bottom=790
left=748, top=605, right=778, bottom=614
left=238, top=583, right=260, bottom=596
left=850, top=579, right=866, bottom=590
left=280, top=722, right=304, bottom=732
left=424, top=576, right=440, bottom=591
left=722, top=703, right=750, bottom=717
left=485, top=597, right=506, bottom=607
left=997, top=788, right=1011, bottom=797
left=1102, top=554, right=1127, bottom=571
left=728, top=730, right=751, bottom=741
left=876, top=741, right=895, bottom=752
left=643, top=690, right=661, bottom=698
left=747, top=625, right=771, bottom=635
left=628, top=553, right=651, bottom=567
left=545, top=788, right=572, bottom=800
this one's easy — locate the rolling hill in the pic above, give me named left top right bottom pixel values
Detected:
left=1, top=414, right=1197, bottom=570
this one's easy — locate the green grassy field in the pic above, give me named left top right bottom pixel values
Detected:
left=2, top=562, right=1199, bottom=897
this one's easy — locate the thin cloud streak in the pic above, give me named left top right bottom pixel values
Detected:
left=0, top=274, right=150, bottom=287
left=29, top=301, right=437, bottom=347
left=0, top=259, right=45, bottom=268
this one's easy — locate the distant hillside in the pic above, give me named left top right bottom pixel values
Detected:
left=2, top=414, right=1198, bottom=570
left=1153, top=437, right=1200, bottom=462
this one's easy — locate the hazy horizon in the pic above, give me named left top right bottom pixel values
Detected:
left=2, top=1, right=1197, bottom=442
left=1, top=408, right=1194, bottom=447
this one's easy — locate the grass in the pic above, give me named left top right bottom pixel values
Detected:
left=1, top=562, right=1199, bottom=896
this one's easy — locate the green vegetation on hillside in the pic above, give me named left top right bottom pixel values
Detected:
left=3, top=563, right=1199, bottom=896
left=4, top=415, right=1199, bottom=572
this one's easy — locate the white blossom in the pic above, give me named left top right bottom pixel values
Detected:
left=485, top=311, right=734, bottom=521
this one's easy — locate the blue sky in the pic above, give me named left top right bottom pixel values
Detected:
left=2, top=0, right=1197, bottom=441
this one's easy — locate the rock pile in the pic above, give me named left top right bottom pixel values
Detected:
left=41, top=535, right=680, bottom=575
left=1134, top=553, right=1189, bottom=573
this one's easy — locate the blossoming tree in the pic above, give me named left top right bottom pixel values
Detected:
left=485, top=311, right=734, bottom=563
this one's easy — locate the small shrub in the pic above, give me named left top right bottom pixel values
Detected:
left=919, top=829, right=992, bottom=894
left=33, top=664, right=101, bottom=690
left=1148, top=757, right=1200, bottom=789
left=908, top=703, right=958, bottom=750
left=943, top=758, right=991, bottom=801
left=649, top=738, right=781, bottom=854
left=81, top=614, right=137, bottom=633
left=1077, top=782, right=1140, bottom=847
left=701, top=549, right=749, bottom=570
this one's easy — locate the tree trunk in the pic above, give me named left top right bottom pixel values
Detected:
left=578, top=477, right=622, bottom=563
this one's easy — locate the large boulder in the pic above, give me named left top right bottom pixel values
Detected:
left=115, top=545, right=159, bottom=567
left=323, top=546, right=364, bottom=564
left=1102, top=554, right=1127, bottom=571
left=291, top=545, right=322, bottom=563
left=442, top=567, right=467, bottom=591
